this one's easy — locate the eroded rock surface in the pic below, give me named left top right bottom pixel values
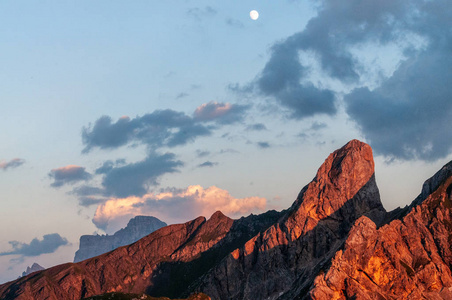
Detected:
left=309, top=161, right=452, bottom=300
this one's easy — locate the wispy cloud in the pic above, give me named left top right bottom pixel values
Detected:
left=187, top=6, right=217, bottom=21
left=197, top=161, right=218, bottom=168
left=193, top=101, right=249, bottom=124
left=0, top=158, right=25, bottom=171
left=0, top=234, right=68, bottom=257
left=49, top=165, right=92, bottom=188
left=246, top=123, right=267, bottom=131
left=226, top=18, right=244, bottom=29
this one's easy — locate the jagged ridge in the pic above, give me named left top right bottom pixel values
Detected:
left=0, top=140, right=450, bottom=300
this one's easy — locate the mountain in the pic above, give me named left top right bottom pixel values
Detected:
left=0, top=140, right=450, bottom=300
left=74, top=216, right=167, bottom=262
left=309, top=161, right=452, bottom=299
left=20, top=263, right=44, bottom=277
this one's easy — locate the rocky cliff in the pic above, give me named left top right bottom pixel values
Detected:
left=0, top=140, right=450, bottom=300
left=309, top=161, right=452, bottom=299
left=74, top=216, right=167, bottom=262
left=189, top=139, right=386, bottom=299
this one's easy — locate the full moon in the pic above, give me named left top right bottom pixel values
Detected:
left=250, top=10, right=259, bottom=20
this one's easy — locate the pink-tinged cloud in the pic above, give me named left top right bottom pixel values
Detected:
left=49, top=165, right=92, bottom=188
left=93, top=185, right=267, bottom=234
left=193, top=101, right=249, bottom=124
left=0, top=158, right=25, bottom=170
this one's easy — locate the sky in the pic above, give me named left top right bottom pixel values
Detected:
left=0, top=0, right=451, bottom=284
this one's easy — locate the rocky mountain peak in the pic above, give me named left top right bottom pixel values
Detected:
left=285, top=139, right=379, bottom=239
left=74, top=215, right=167, bottom=262
left=21, top=263, right=44, bottom=277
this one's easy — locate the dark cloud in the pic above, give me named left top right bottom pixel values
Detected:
left=255, top=35, right=336, bottom=119
left=244, top=0, right=452, bottom=160
left=0, top=234, right=68, bottom=257
left=257, top=142, right=271, bottom=149
left=101, top=152, right=183, bottom=198
left=0, top=158, right=25, bottom=171
left=246, top=123, right=267, bottom=131
left=346, top=50, right=452, bottom=160
left=197, top=161, right=218, bottom=168
left=193, top=101, right=250, bottom=124
left=82, top=110, right=211, bottom=153
left=95, top=159, right=126, bottom=175
left=49, top=165, right=92, bottom=188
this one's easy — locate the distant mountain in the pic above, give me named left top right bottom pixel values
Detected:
left=1, top=140, right=451, bottom=300
left=74, top=216, right=167, bottom=262
left=20, top=263, right=44, bottom=277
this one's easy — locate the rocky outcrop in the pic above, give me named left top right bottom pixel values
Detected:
left=74, top=216, right=167, bottom=262
left=309, top=161, right=452, bottom=300
left=189, top=139, right=386, bottom=299
left=20, top=263, right=44, bottom=277
left=0, top=140, right=450, bottom=300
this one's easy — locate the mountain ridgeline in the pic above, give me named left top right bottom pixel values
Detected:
left=1, top=140, right=451, bottom=300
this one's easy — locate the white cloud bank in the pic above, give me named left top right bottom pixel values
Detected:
left=93, top=185, right=266, bottom=234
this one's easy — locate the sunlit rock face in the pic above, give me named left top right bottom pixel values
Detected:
left=192, top=139, right=387, bottom=299
left=309, top=161, right=452, bottom=300
left=74, top=216, right=167, bottom=263
left=0, top=140, right=450, bottom=300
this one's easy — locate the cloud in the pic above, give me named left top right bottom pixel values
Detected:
left=187, top=6, right=217, bottom=21
left=254, top=36, right=337, bottom=119
left=92, top=185, right=267, bottom=233
left=81, top=110, right=212, bottom=153
left=0, top=158, right=25, bottom=171
left=49, top=165, right=92, bottom=188
left=101, top=152, right=183, bottom=198
left=345, top=51, right=452, bottom=160
left=70, top=185, right=106, bottom=207
left=310, top=121, right=327, bottom=131
left=95, top=159, right=126, bottom=175
left=197, top=161, right=218, bottom=168
left=196, top=150, right=210, bottom=158
left=257, top=142, right=271, bottom=149
left=176, top=92, right=189, bottom=99
left=0, top=234, right=68, bottom=257
left=193, top=101, right=249, bottom=124
left=241, top=0, right=452, bottom=160
left=226, top=18, right=244, bottom=29
left=245, top=123, right=267, bottom=131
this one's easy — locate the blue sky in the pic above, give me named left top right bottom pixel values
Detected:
left=1, top=0, right=451, bottom=283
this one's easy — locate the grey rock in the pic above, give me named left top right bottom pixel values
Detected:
left=74, top=215, right=166, bottom=262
